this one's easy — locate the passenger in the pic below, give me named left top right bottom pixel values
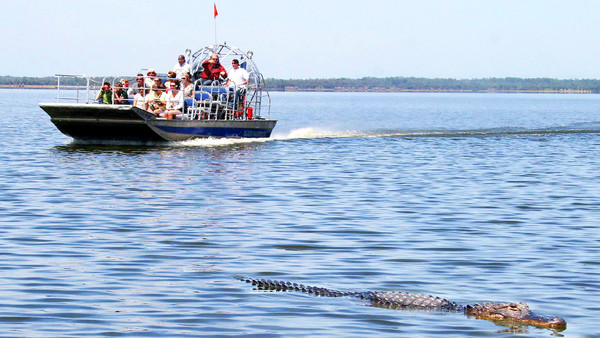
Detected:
left=128, top=74, right=145, bottom=97
left=146, top=84, right=167, bottom=115
left=164, top=82, right=184, bottom=119
left=200, top=53, right=227, bottom=85
left=182, top=73, right=193, bottom=97
left=145, top=69, right=157, bottom=88
left=171, top=79, right=181, bottom=90
left=165, top=71, right=177, bottom=92
left=113, top=82, right=128, bottom=104
left=226, top=59, right=249, bottom=88
left=133, top=88, right=147, bottom=110
left=120, top=78, right=129, bottom=90
left=226, top=59, right=249, bottom=107
left=173, top=55, right=192, bottom=79
left=95, top=82, right=112, bottom=104
left=153, top=77, right=163, bottom=88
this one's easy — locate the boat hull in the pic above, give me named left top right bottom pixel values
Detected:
left=39, top=103, right=277, bottom=143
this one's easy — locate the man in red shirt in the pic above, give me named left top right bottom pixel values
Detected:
left=200, top=53, right=228, bottom=85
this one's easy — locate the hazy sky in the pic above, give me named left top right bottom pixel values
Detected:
left=1, top=0, right=599, bottom=79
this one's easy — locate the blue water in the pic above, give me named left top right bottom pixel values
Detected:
left=1, top=89, right=599, bottom=337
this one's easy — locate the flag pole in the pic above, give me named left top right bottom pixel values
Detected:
left=213, top=3, right=218, bottom=45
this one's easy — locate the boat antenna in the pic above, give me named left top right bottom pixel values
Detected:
left=213, top=2, right=218, bottom=45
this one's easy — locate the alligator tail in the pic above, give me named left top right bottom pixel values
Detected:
left=236, top=276, right=357, bottom=297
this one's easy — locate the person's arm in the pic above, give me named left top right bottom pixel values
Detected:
left=145, top=94, right=154, bottom=110
left=241, top=71, right=249, bottom=86
left=175, top=92, right=184, bottom=110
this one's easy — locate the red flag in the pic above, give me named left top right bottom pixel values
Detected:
left=214, top=3, right=218, bottom=18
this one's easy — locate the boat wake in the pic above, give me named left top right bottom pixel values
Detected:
left=172, top=123, right=600, bottom=147
left=273, top=128, right=363, bottom=140
left=176, top=137, right=273, bottom=147
left=276, top=124, right=600, bottom=140
left=362, top=126, right=600, bottom=138
left=172, top=127, right=361, bottom=147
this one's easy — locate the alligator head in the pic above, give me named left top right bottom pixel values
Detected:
left=465, top=302, right=566, bottom=331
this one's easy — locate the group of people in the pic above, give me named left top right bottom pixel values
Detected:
left=200, top=53, right=249, bottom=89
left=96, top=53, right=249, bottom=119
left=200, top=53, right=250, bottom=107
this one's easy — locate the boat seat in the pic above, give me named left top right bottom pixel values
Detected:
left=194, top=92, right=211, bottom=101
left=184, top=86, right=235, bottom=120
left=208, top=86, right=228, bottom=95
left=195, top=86, right=228, bottom=95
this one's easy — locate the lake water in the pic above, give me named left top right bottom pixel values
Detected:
left=1, top=89, right=599, bottom=337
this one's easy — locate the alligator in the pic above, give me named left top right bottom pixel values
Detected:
left=238, top=277, right=567, bottom=332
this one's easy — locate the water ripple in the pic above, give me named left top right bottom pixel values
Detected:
left=0, top=91, right=599, bottom=336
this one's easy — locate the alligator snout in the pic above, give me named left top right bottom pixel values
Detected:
left=465, top=302, right=566, bottom=331
left=521, top=312, right=567, bottom=331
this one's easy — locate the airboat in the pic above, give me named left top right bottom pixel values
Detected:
left=39, top=43, right=277, bottom=143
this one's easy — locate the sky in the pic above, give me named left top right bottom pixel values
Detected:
left=1, top=0, right=600, bottom=79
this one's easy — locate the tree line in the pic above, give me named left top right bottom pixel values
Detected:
left=2, top=75, right=600, bottom=93
left=265, top=77, right=600, bottom=93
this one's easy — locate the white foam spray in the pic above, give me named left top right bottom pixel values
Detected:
left=172, top=127, right=364, bottom=147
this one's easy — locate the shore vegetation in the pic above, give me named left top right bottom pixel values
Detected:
left=1, top=75, right=598, bottom=93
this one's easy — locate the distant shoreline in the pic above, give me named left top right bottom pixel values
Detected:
left=0, top=84, right=593, bottom=94
left=1, top=75, right=598, bottom=93
left=0, top=84, right=55, bottom=89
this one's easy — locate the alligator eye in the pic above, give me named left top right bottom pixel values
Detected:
left=490, top=313, right=506, bottom=320
left=509, top=304, right=521, bottom=312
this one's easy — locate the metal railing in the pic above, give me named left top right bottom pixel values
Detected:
left=52, top=72, right=272, bottom=121
left=185, top=79, right=269, bottom=121
left=55, top=74, right=93, bottom=103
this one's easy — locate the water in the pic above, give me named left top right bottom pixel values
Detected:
left=1, top=89, right=599, bottom=337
